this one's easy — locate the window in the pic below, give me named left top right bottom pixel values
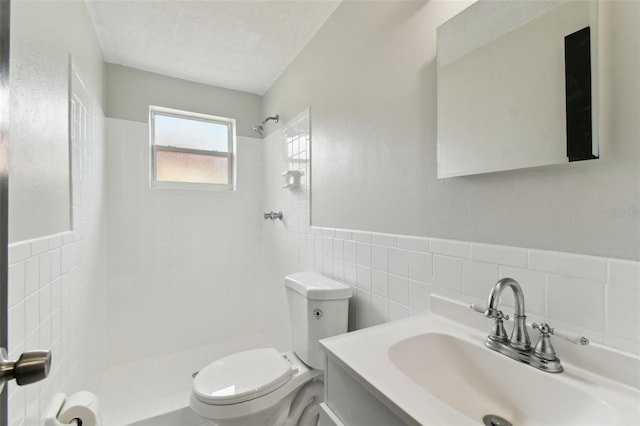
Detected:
left=150, top=106, right=236, bottom=190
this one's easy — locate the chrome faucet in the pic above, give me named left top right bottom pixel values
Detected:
left=485, top=278, right=531, bottom=351
left=263, top=211, right=283, bottom=220
left=470, top=277, right=589, bottom=373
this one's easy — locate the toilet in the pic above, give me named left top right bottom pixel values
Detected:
left=190, top=272, right=352, bottom=426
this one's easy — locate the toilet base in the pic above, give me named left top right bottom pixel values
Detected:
left=199, top=393, right=294, bottom=426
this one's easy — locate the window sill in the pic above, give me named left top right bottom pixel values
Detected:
left=150, top=180, right=235, bottom=191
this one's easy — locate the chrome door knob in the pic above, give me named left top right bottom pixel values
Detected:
left=14, top=350, right=52, bottom=385
left=0, top=347, right=51, bottom=390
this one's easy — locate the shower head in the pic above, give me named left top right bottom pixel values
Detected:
left=253, top=114, right=279, bottom=136
left=264, top=115, right=279, bottom=124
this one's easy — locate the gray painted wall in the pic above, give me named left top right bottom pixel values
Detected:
left=263, top=0, right=640, bottom=260
left=9, top=0, right=105, bottom=243
left=105, top=63, right=262, bottom=137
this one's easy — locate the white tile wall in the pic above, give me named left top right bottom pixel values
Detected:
left=472, top=243, right=527, bottom=268
left=606, top=260, right=640, bottom=343
left=258, top=109, right=313, bottom=351
left=388, top=248, right=409, bottom=277
left=498, top=266, right=545, bottom=313
left=105, top=117, right=265, bottom=368
left=398, top=236, right=429, bottom=252
left=302, top=225, right=640, bottom=354
left=546, top=275, right=605, bottom=332
left=276, top=111, right=312, bottom=269
left=433, top=255, right=463, bottom=292
left=529, top=250, right=608, bottom=282
left=462, top=260, right=498, bottom=299
left=8, top=66, right=106, bottom=426
left=371, top=245, right=388, bottom=271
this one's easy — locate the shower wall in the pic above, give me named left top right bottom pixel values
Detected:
left=259, top=111, right=311, bottom=351
left=105, top=119, right=266, bottom=366
left=103, top=65, right=267, bottom=371
left=102, top=117, right=268, bottom=423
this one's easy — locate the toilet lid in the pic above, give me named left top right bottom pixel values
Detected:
left=193, top=348, right=294, bottom=405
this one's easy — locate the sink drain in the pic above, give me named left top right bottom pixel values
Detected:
left=482, top=414, right=512, bottom=426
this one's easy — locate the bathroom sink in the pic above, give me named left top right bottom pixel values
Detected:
left=321, top=296, right=640, bottom=426
left=388, top=333, right=613, bottom=426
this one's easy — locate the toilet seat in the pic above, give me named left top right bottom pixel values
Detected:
left=193, top=348, right=295, bottom=405
left=190, top=350, right=322, bottom=423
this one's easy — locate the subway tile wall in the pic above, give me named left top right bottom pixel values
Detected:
left=7, top=67, right=106, bottom=426
left=308, top=228, right=640, bottom=354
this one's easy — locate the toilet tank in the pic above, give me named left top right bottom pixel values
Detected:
left=285, top=272, right=352, bottom=370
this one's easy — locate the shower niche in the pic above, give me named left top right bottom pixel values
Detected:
left=436, top=0, right=599, bottom=178
left=282, top=110, right=310, bottom=191
left=281, top=170, right=304, bottom=189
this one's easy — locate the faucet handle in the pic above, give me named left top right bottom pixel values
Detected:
left=532, top=322, right=552, bottom=334
left=532, top=322, right=558, bottom=361
left=532, top=322, right=589, bottom=346
left=469, top=303, right=486, bottom=314
left=484, top=307, right=509, bottom=321
left=469, top=304, right=510, bottom=321
left=469, top=303, right=511, bottom=342
left=486, top=308, right=510, bottom=343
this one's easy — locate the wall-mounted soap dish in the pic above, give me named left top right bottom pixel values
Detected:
left=281, top=170, right=304, bottom=189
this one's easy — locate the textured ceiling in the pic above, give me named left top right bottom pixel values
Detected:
left=85, top=0, right=341, bottom=95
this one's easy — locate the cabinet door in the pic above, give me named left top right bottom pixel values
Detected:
left=325, top=359, right=410, bottom=426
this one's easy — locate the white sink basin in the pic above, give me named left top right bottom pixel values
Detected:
left=320, top=296, right=640, bottom=426
left=389, top=332, right=613, bottom=426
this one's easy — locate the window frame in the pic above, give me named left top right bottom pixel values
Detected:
left=149, top=105, right=236, bottom=191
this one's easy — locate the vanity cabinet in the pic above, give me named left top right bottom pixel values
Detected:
left=319, top=357, right=416, bottom=426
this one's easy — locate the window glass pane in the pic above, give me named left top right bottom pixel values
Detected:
left=156, top=150, right=229, bottom=184
left=154, top=113, right=229, bottom=152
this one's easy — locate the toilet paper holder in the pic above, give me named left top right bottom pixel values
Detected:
left=44, top=391, right=101, bottom=426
